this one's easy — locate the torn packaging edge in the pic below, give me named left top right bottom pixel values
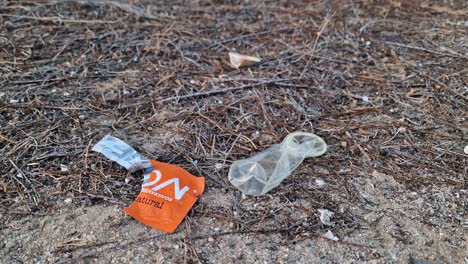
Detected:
left=91, top=135, right=153, bottom=175
left=92, top=135, right=206, bottom=233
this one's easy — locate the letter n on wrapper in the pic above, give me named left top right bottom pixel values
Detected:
left=124, top=160, right=205, bottom=233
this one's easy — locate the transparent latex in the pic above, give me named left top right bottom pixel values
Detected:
left=228, top=132, right=327, bottom=196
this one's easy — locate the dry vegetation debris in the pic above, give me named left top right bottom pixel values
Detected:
left=0, top=0, right=466, bottom=262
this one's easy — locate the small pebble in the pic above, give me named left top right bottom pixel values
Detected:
left=63, top=92, right=71, bottom=96
left=9, top=99, right=19, bottom=103
left=64, top=198, right=72, bottom=204
left=4, top=239, right=16, bottom=252
left=251, top=131, right=260, bottom=139
left=464, top=145, right=468, bottom=155
left=90, top=164, right=97, bottom=171
left=315, top=178, right=326, bottom=187
left=340, top=141, right=347, bottom=148
left=60, top=164, right=69, bottom=171
left=125, top=178, right=131, bottom=184
left=215, top=163, right=223, bottom=170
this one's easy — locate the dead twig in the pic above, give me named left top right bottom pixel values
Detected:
left=385, top=41, right=468, bottom=60
left=0, top=14, right=117, bottom=24
left=0, top=134, right=17, bottom=145
left=300, top=13, right=336, bottom=78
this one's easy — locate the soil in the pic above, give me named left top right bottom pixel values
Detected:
left=0, top=0, right=466, bottom=263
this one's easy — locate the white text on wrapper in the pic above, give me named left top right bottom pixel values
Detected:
left=142, top=169, right=190, bottom=200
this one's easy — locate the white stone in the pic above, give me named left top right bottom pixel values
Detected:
left=315, top=178, right=326, bottom=187
left=60, top=164, right=69, bottom=171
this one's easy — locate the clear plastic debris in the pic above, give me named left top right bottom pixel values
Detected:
left=91, top=135, right=153, bottom=173
left=228, top=131, right=327, bottom=196
left=318, top=209, right=335, bottom=226
left=321, top=230, right=339, bottom=241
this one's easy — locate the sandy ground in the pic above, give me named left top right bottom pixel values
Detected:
left=1, top=0, right=467, bottom=263
left=1, top=181, right=465, bottom=263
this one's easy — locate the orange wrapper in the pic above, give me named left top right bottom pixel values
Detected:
left=124, top=160, right=205, bottom=233
left=92, top=135, right=205, bottom=233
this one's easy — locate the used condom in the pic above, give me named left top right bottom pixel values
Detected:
left=228, top=132, right=327, bottom=196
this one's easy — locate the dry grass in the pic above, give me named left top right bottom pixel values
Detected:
left=0, top=0, right=466, bottom=248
